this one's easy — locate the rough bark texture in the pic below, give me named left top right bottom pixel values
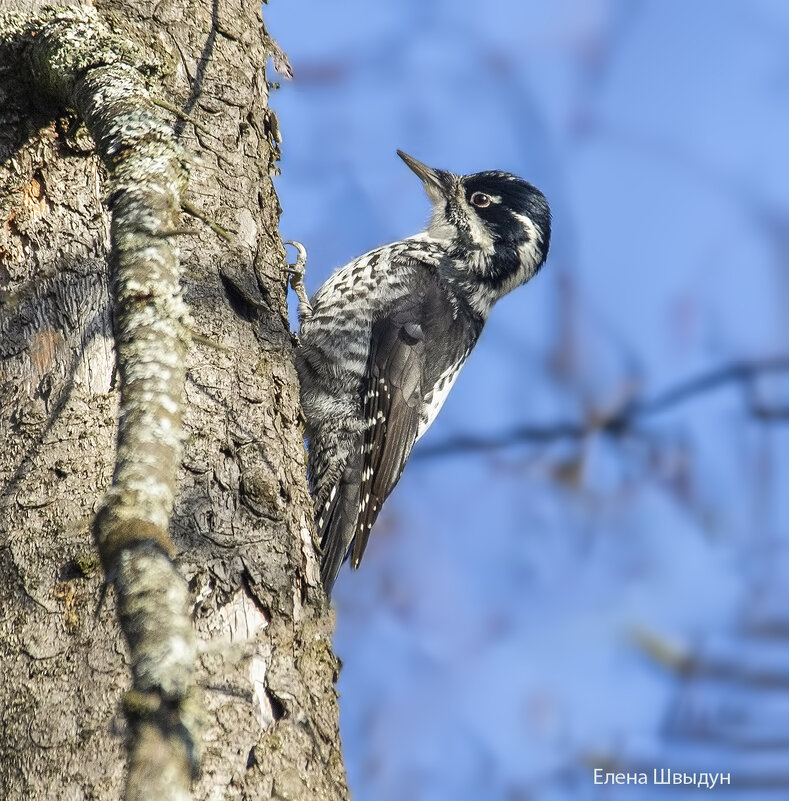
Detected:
left=0, top=2, right=348, bottom=800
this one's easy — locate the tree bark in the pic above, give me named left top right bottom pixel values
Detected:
left=0, top=2, right=348, bottom=799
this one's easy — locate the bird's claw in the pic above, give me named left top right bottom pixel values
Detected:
left=285, top=240, right=307, bottom=284
left=284, top=240, right=313, bottom=323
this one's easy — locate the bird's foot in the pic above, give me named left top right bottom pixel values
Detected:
left=284, top=240, right=313, bottom=323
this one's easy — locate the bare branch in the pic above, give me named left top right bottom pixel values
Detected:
left=416, top=355, right=789, bottom=459
left=630, top=355, right=789, bottom=418
left=1, top=7, right=198, bottom=799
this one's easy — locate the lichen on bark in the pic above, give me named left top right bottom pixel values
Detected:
left=3, top=6, right=199, bottom=798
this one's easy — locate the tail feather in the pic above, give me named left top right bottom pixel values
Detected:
left=316, top=450, right=362, bottom=593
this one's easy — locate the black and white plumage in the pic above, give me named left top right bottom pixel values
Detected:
left=290, top=151, right=551, bottom=593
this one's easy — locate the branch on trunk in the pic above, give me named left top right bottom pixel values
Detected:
left=417, top=355, right=789, bottom=459
left=1, top=7, right=198, bottom=799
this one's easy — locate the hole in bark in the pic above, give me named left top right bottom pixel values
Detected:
left=266, top=689, right=286, bottom=721
left=219, top=270, right=268, bottom=321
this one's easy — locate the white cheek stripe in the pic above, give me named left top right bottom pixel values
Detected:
left=500, top=211, right=543, bottom=294
left=511, top=212, right=542, bottom=247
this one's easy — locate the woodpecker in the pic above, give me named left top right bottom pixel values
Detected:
left=288, top=151, right=550, bottom=593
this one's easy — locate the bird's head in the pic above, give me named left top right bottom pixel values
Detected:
left=398, top=150, right=551, bottom=310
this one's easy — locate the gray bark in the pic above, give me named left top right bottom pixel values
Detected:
left=0, top=2, right=348, bottom=799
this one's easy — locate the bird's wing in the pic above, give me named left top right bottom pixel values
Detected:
left=316, top=312, right=425, bottom=591
left=350, top=313, right=426, bottom=568
left=316, top=262, right=469, bottom=592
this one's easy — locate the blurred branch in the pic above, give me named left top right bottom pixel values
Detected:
left=750, top=404, right=789, bottom=421
left=416, top=355, right=789, bottom=459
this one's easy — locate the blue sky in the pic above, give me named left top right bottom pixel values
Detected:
left=265, top=1, right=789, bottom=798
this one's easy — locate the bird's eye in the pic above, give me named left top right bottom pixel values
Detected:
left=470, top=192, right=491, bottom=208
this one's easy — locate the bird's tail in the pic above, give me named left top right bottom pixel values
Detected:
left=315, top=443, right=363, bottom=593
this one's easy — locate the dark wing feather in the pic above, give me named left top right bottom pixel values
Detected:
left=350, top=316, right=425, bottom=568
left=318, top=273, right=473, bottom=592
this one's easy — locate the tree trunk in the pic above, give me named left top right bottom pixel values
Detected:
left=0, top=2, right=348, bottom=799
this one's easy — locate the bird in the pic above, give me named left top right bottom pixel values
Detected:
left=287, top=150, right=551, bottom=593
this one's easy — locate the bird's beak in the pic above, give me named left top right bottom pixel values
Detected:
left=397, top=150, right=451, bottom=203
